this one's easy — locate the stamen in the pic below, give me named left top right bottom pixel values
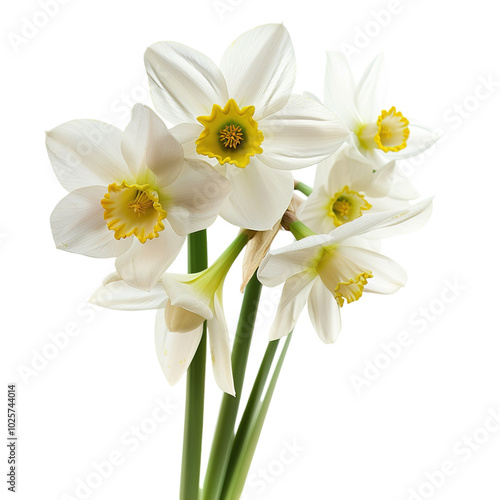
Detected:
left=332, top=199, right=351, bottom=218
left=328, top=186, right=372, bottom=226
left=128, top=191, right=154, bottom=217
left=220, top=125, right=243, bottom=149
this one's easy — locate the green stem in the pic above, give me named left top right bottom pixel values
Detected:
left=221, top=340, right=279, bottom=477
left=180, top=230, right=208, bottom=500
left=201, top=273, right=263, bottom=500
left=289, top=220, right=316, bottom=240
left=295, top=181, right=313, bottom=197
left=220, top=334, right=293, bottom=500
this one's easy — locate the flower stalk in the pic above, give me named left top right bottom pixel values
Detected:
left=202, top=272, right=263, bottom=500
left=294, top=180, right=313, bottom=197
left=220, top=333, right=293, bottom=500
left=180, top=230, right=208, bottom=500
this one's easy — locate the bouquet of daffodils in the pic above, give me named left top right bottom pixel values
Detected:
left=47, top=24, right=435, bottom=500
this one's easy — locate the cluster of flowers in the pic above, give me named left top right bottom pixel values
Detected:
left=48, top=24, right=434, bottom=396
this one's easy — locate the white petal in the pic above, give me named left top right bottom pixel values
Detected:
left=268, top=271, right=317, bottom=341
left=218, top=157, right=294, bottom=231
left=166, top=159, right=231, bottom=235
left=324, top=51, right=359, bottom=129
left=115, top=222, right=185, bottom=291
left=307, top=279, right=341, bottom=344
left=145, top=42, right=228, bottom=123
left=362, top=199, right=432, bottom=239
left=220, top=24, right=295, bottom=120
left=367, top=160, right=397, bottom=198
left=259, top=94, right=349, bottom=170
left=358, top=146, right=389, bottom=170
left=355, top=53, right=387, bottom=122
left=337, top=245, right=407, bottom=294
left=388, top=169, right=420, bottom=200
left=90, top=273, right=167, bottom=310
left=170, top=122, right=204, bottom=160
left=207, top=290, right=235, bottom=395
left=325, top=143, right=374, bottom=193
left=51, top=186, right=131, bottom=258
left=370, top=161, right=420, bottom=201
left=298, top=186, right=335, bottom=234
left=313, top=156, right=335, bottom=189
left=155, top=310, right=203, bottom=385
left=46, top=120, right=131, bottom=191
left=122, top=104, right=184, bottom=186
left=303, top=91, right=323, bottom=104
left=328, top=198, right=433, bottom=243
left=258, top=235, right=331, bottom=286
left=344, top=236, right=382, bottom=253
left=161, top=274, right=214, bottom=320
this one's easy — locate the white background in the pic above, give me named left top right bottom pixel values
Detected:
left=2, top=1, right=500, bottom=499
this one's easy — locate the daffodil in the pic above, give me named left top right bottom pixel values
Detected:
left=91, top=230, right=254, bottom=395
left=257, top=200, right=432, bottom=343
left=299, top=144, right=429, bottom=237
left=48, top=104, right=231, bottom=290
left=144, top=24, right=349, bottom=231
left=322, top=52, right=438, bottom=167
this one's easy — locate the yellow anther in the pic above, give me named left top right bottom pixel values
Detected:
left=332, top=199, right=351, bottom=218
left=128, top=191, right=154, bottom=216
left=220, top=124, right=244, bottom=149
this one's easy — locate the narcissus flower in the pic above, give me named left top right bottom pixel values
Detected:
left=299, top=144, right=429, bottom=236
left=91, top=230, right=254, bottom=395
left=145, top=23, right=349, bottom=231
left=257, top=200, right=432, bottom=343
left=322, top=52, right=438, bottom=167
left=48, top=104, right=231, bottom=290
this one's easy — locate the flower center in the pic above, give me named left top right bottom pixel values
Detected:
left=220, top=124, right=243, bottom=149
left=129, top=190, right=154, bottom=216
left=316, top=245, right=373, bottom=307
left=357, top=106, right=409, bottom=153
left=328, top=186, right=372, bottom=226
left=196, top=99, right=264, bottom=168
left=333, top=272, right=373, bottom=307
left=101, top=182, right=167, bottom=244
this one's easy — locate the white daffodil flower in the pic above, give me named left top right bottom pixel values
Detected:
left=144, top=23, right=350, bottom=231
left=299, top=144, right=430, bottom=238
left=91, top=231, right=254, bottom=395
left=322, top=52, right=438, bottom=167
left=257, top=200, right=432, bottom=343
left=48, top=104, right=231, bottom=291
